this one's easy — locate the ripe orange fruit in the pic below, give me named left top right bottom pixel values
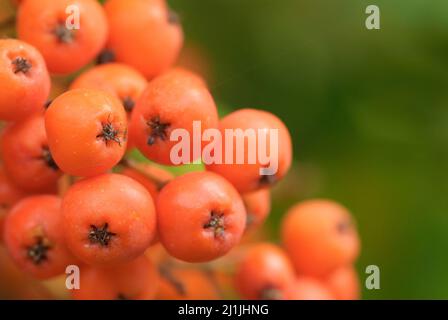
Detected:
left=282, top=199, right=360, bottom=277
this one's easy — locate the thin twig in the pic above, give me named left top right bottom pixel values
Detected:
left=120, top=158, right=172, bottom=190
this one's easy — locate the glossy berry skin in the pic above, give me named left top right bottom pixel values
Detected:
left=0, top=39, right=50, bottom=121
left=45, top=89, right=127, bottom=177
left=0, top=166, right=27, bottom=206
left=282, top=199, right=360, bottom=277
left=157, top=267, right=220, bottom=300
left=17, top=0, right=108, bottom=75
left=235, top=243, right=295, bottom=300
left=284, top=277, right=334, bottom=300
left=104, top=0, right=183, bottom=79
left=157, top=171, right=246, bottom=262
left=0, top=166, right=27, bottom=240
left=72, top=255, right=158, bottom=300
left=324, top=266, right=360, bottom=300
left=62, top=174, right=156, bottom=265
left=242, top=189, right=271, bottom=232
left=131, top=69, right=218, bottom=165
left=167, top=67, right=208, bottom=88
left=121, top=164, right=174, bottom=200
left=1, top=113, right=62, bottom=193
left=70, top=63, right=147, bottom=115
left=3, top=195, right=77, bottom=279
left=0, top=245, right=55, bottom=299
left=205, top=109, right=292, bottom=193
left=70, top=63, right=146, bottom=149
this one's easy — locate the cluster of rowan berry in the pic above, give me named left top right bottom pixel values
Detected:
left=0, top=0, right=360, bottom=300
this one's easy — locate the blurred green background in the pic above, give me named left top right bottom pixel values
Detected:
left=170, top=0, right=448, bottom=299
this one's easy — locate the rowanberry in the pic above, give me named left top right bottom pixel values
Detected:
left=104, top=0, right=183, bottom=79
left=206, top=108, right=292, bottom=193
left=70, top=64, right=146, bottom=150
left=45, top=88, right=127, bottom=177
left=167, top=67, right=208, bottom=88
left=0, top=165, right=27, bottom=240
left=120, top=162, right=174, bottom=246
left=282, top=199, right=360, bottom=277
left=131, top=68, right=218, bottom=165
left=1, top=112, right=62, bottom=193
left=3, top=195, right=77, bottom=279
left=235, top=243, right=295, bottom=300
left=242, top=189, right=271, bottom=232
left=323, top=265, right=360, bottom=300
left=0, top=246, right=53, bottom=299
left=72, top=255, right=159, bottom=300
left=157, top=266, right=220, bottom=300
left=157, top=171, right=246, bottom=262
left=283, top=277, right=334, bottom=300
left=70, top=63, right=147, bottom=115
left=17, top=0, right=108, bottom=74
left=0, top=39, right=50, bottom=121
left=62, top=173, right=156, bottom=265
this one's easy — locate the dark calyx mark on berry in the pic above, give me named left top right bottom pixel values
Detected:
left=96, top=49, right=116, bottom=65
left=97, top=117, right=126, bottom=146
left=259, top=174, right=277, bottom=186
left=159, top=265, right=186, bottom=295
left=337, top=219, right=352, bottom=234
left=243, top=201, right=256, bottom=228
left=204, top=211, right=225, bottom=238
left=259, top=285, right=283, bottom=300
left=44, top=99, right=53, bottom=109
left=52, top=23, right=74, bottom=43
left=245, top=212, right=255, bottom=228
left=146, top=116, right=170, bottom=146
left=122, top=97, right=135, bottom=113
left=27, top=236, right=51, bottom=265
left=12, top=57, right=32, bottom=74
left=88, top=223, right=117, bottom=247
left=168, top=10, right=180, bottom=25
left=156, top=180, right=169, bottom=191
left=117, top=293, right=128, bottom=300
left=41, top=146, right=59, bottom=171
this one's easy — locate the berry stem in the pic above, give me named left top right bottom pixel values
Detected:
left=202, top=267, right=224, bottom=298
left=159, top=264, right=186, bottom=295
left=121, top=158, right=172, bottom=190
left=0, top=16, right=15, bottom=29
left=58, top=174, right=74, bottom=197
